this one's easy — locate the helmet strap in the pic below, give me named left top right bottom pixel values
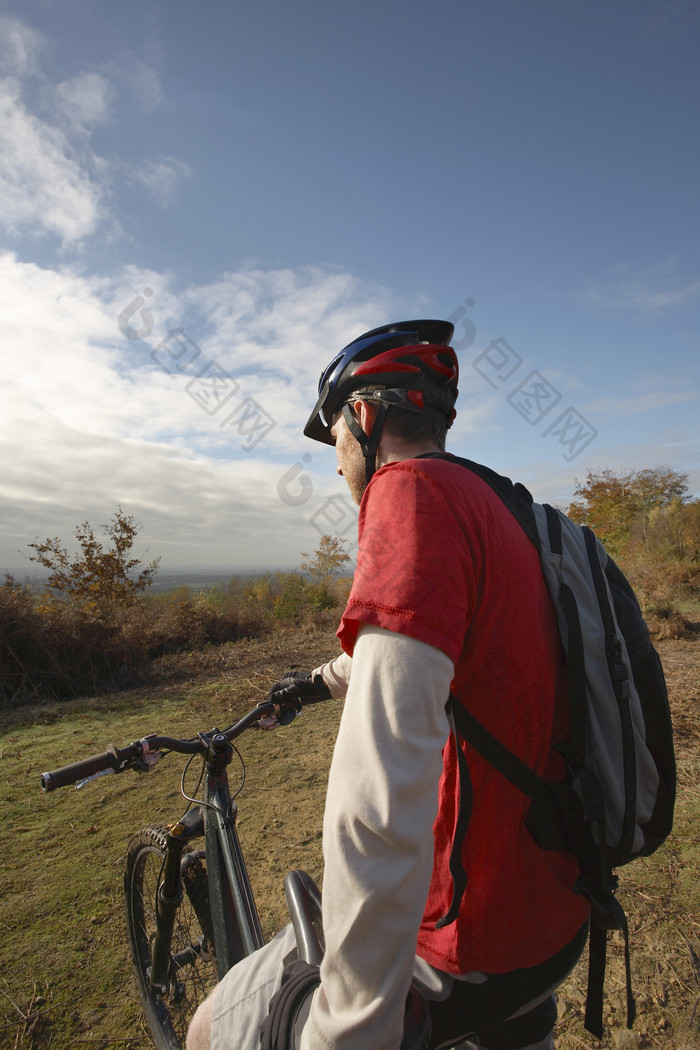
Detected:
left=341, top=400, right=391, bottom=486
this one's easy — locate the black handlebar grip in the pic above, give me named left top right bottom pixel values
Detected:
left=41, top=744, right=125, bottom=792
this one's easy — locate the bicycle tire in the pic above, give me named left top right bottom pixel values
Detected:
left=124, top=825, right=219, bottom=1049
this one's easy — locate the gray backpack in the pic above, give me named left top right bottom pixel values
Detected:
left=422, top=454, right=676, bottom=1038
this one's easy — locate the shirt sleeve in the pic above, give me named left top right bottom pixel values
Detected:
left=312, top=651, right=353, bottom=698
left=338, top=463, right=478, bottom=665
left=300, top=624, right=453, bottom=1050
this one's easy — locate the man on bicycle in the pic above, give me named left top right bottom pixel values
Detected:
left=188, top=319, right=590, bottom=1050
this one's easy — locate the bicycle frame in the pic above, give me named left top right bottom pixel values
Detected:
left=202, top=734, right=265, bottom=972
left=146, top=730, right=265, bottom=997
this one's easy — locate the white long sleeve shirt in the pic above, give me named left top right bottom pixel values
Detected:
left=301, top=623, right=453, bottom=1050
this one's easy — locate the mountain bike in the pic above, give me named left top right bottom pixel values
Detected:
left=41, top=696, right=431, bottom=1050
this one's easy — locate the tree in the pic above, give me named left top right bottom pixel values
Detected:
left=300, top=535, right=350, bottom=586
left=646, top=498, right=700, bottom=562
left=567, top=467, right=689, bottom=558
left=28, top=507, right=160, bottom=611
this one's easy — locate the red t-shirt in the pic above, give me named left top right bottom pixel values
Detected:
left=337, top=456, right=590, bottom=974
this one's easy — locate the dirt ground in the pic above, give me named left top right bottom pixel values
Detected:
left=2, top=623, right=698, bottom=1048
left=170, top=627, right=700, bottom=1049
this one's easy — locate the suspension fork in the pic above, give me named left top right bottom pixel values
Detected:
left=148, top=807, right=205, bottom=995
left=204, top=734, right=265, bottom=979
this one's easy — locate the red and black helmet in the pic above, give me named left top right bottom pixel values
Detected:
left=304, top=319, right=458, bottom=446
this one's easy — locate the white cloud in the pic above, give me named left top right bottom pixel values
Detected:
left=0, top=16, right=43, bottom=78
left=0, top=79, right=105, bottom=243
left=0, top=253, right=397, bottom=571
left=52, top=72, right=115, bottom=133
left=581, top=260, right=700, bottom=316
left=129, top=155, right=191, bottom=204
left=3, top=250, right=697, bottom=573
left=583, top=390, right=699, bottom=417
left=0, top=19, right=108, bottom=243
left=0, top=17, right=182, bottom=247
left=115, top=56, right=164, bottom=112
left=642, top=0, right=700, bottom=42
left=170, top=265, right=398, bottom=422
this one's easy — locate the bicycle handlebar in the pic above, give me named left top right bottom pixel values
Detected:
left=41, top=700, right=278, bottom=793
left=41, top=745, right=130, bottom=792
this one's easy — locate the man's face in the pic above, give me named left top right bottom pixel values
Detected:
left=331, top=409, right=368, bottom=506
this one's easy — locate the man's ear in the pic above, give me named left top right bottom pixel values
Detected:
left=353, top=398, right=377, bottom=437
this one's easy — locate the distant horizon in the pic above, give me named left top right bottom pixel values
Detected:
left=3, top=565, right=303, bottom=583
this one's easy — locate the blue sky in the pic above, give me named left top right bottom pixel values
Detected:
left=1, top=0, right=698, bottom=573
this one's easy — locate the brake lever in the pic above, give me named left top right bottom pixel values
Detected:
left=136, top=751, right=162, bottom=772
left=75, top=748, right=162, bottom=788
left=76, top=769, right=115, bottom=789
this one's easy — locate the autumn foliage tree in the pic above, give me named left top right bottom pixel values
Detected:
left=567, top=467, right=690, bottom=558
left=0, top=510, right=161, bottom=702
left=567, top=467, right=700, bottom=613
left=28, top=507, right=160, bottom=613
left=646, top=498, right=700, bottom=563
left=300, top=535, right=350, bottom=586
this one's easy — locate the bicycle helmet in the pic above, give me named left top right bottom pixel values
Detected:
left=304, top=319, right=458, bottom=483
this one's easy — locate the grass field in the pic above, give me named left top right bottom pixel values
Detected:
left=1, top=624, right=698, bottom=1049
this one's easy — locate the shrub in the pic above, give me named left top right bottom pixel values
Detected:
left=142, top=582, right=272, bottom=655
left=0, top=566, right=340, bottom=706
left=273, top=572, right=312, bottom=621
left=270, top=571, right=346, bottom=621
left=0, top=574, right=49, bottom=702
left=0, top=575, right=150, bottom=704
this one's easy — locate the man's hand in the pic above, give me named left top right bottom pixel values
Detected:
left=258, top=670, right=332, bottom=729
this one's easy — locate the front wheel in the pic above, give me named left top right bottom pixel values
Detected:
left=124, top=825, right=219, bottom=1049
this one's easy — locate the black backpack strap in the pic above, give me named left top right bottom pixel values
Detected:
left=586, top=892, right=635, bottom=1038
left=436, top=691, right=572, bottom=930
left=435, top=702, right=474, bottom=929
left=446, top=695, right=568, bottom=851
left=450, top=695, right=635, bottom=1037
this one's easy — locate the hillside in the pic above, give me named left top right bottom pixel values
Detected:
left=0, top=625, right=698, bottom=1048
